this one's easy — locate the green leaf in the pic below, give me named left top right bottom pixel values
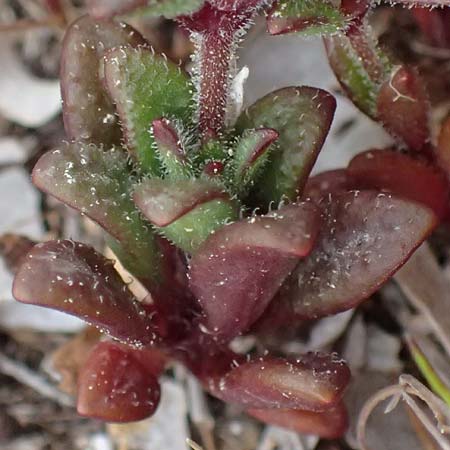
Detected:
left=267, top=0, right=350, bottom=37
left=104, top=46, right=194, bottom=175
left=151, top=118, right=193, bottom=179
left=32, top=142, right=162, bottom=285
left=137, top=0, right=205, bottom=18
left=324, top=24, right=392, bottom=118
left=236, top=87, right=336, bottom=207
left=87, top=0, right=204, bottom=20
left=230, top=128, right=278, bottom=196
left=133, top=178, right=239, bottom=253
left=407, top=336, right=450, bottom=407
left=162, top=200, right=238, bottom=253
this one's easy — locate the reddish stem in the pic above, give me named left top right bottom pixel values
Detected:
left=179, top=2, right=266, bottom=140
left=197, top=27, right=236, bottom=139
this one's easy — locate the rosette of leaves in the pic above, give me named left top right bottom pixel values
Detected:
left=12, top=0, right=444, bottom=436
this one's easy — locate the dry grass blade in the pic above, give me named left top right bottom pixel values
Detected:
left=357, top=375, right=450, bottom=450
left=395, top=243, right=450, bottom=357
left=187, top=438, right=204, bottom=450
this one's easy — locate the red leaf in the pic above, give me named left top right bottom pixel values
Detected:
left=412, top=8, right=450, bottom=49
left=278, top=190, right=437, bottom=319
left=303, top=169, right=354, bottom=204
left=436, top=117, right=450, bottom=176
left=348, top=149, right=449, bottom=219
left=208, top=353, right=350, bottom=411
left=13, top=240, right=163, bottom=346
left=377, top=66, right=430, bottom=151
left=248, top=401, right=349, bottom=439
left=77, top=342, right=161, bottom=422
left=189, top=202, right=321, bottom=340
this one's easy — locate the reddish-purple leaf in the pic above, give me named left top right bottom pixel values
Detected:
left=13, top=240, right=163, bottom=346
left=133, top=179, right=229, bottom=227
left=189, top=201, right=321, bottom=340
left=277, top=191, right=437, bottom=319
left=0, top=234, right=36, bottom=274
left=413, top=8, right=450, bottom=49
left=77, top=341, right=161, bottom=422
left=348, top=149, right=449, bottom=219
left=302, top=169, right=354, bottom=204
left=377, top=66, right=430, bottom=151
left=248, top=401, right=349, bottom=439
left=208, top=353, right=350, bottom=411
left=61, top=15, right=145, bottom=146
left=437, top=117, right=450, bottom=176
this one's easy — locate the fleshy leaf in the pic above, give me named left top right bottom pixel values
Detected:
left=376, top=66, right=430, bottom=151
left=103, top=46, right=193, bottom=175
left=61, top=15, right=145, bottom=147
left=267, top=0, right=368, bottom=37
left=277, top=191, right=437, bottom=319
left=189, top=201, right=321, bottom=340
left=133, top=178, right=231, bottom=227
left=236, top=87, right=336, bottom=206
left=209, top=0, right=269, bottom=11
left=32, top=142, right=162, bottom=285
left=303, top=169, right=354, bottom=204
left=152, top=118, right=192, bottom=179
left=437, top=117, right=450, bottom=175
left=77, top=342, right=161, bottom=422
left=208, top=353, right=350, bottom=411
left=13, top=241, right=162, bottom=346
left=413, top=8, right=450, bottom=49
left=324, top=23, right=391, bottom=118
left=133, top=178, right=238, bottom=252
left=87, top=0, right=204, bottom=20
left=348, top=150, right=449, bottom=219
left=231, top=128, right=278, bottom=195
left=248, top=401, right=349, bottom=439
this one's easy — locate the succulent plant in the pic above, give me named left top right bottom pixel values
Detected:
left=12, top=0, right=450, bottom=438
